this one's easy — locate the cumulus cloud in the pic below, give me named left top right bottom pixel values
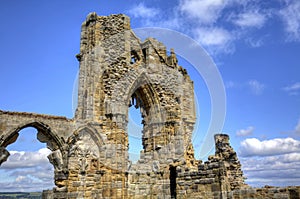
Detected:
left=0, top=148, right=54, bottom=192
left=239, top=137, right=300, bottom=157
left=179, top=1, right=269, bottom=42
left=236, top=126, right=255, bottom=137
left=0, top=178, right=54, bottom=192
left=279, top=0, right=300, bottom=41
left=232, top=11, right=267, bottom=28
left=283, top=82, right=300, bottom=95
left=248, top=80, right=265, bottom=95
left=239, top=136, right=300, bottom=186
left=128, top=3, right=159, bottom=19
left=178, top=0, right=235, bottom=53
left=194, top=27, right=232, bottom=46
left=127, top=0, right=300, bottom=57
left=241, top=153, right=300, bottom=187
left=179, top=0, right=228, bottom=24
left=1, top=148, right=51, bottom=169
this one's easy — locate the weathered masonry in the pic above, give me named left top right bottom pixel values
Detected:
left=0, top=13, right=299, bottom=199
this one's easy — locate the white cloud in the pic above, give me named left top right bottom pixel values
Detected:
left=179, top=0, right=228, bottom=24
left=225, top=81, right=238, bottom=89
left=236, top=126, right=255, bottom=136
left=194, top=27, right=232, bottom=46
left=127, top=3, right=181, bottom=30
left=128, top=3, right=159, bottom=19
left=279, top=0, right=300, bottom=41
left=282, top=152, right=300, bottom=162
left=16, top=175, right=27, bottom=183
left=1, top=148, right=51, bottom=169
left=128, top=0, right=300, bottom=57
left=240, top=136, right=300, bottom=186
left=226, top=80, right=266, bottom=94
left=239, top=137, right=300, bottom=157
left=248, top=80, right=265, bottom=95
left=233, top=11, right=267, bottom=28
left=240, top=152, right=300, bottom=187
left=0, top=177, right=54, bottom=192
left=0, top=148, right=54, bottom=192
left=245, top=37, right=265, bottom=48
left=283, top=82, right=300, bottom=95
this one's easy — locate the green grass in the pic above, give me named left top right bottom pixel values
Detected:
left=0, top=192, right=42, bottom=199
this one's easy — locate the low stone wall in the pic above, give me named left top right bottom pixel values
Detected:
left=43, top=186, right=300, bottom=199
left=225, top=186, right=300, bottom=199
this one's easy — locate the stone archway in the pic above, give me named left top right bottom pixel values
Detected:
left=0, top=121, right=68, bottom=192
left=126, top=75, right=165, bottom=154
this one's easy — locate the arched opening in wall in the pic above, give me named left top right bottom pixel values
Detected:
left=0, top=127, right=54, bottom=192
left=127, top=94, right=144, bottom=163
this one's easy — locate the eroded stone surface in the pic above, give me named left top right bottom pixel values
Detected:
left=0, top=13, right=299, bottom=199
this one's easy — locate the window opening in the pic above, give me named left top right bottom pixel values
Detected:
left=131, top=56, right=136, bottom=64
left=142, top=48, right=147, bottom=61
left=130, top=50, right=139, bottom=64
left=128, top=95, right=144, bottom=163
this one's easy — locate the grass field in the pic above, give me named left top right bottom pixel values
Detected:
left=0, top=192, right=42, bottom=199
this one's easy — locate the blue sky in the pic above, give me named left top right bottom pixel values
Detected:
left=0, top=0, right=300, bottom=191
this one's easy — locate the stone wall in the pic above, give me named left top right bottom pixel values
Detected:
left=0, top=110, right=74, bottom=192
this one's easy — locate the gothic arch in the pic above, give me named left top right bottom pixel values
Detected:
left=71, top=125, right=104, bottom=153
left=109, top=71, right=164, bottom=122
left=107, top=70, right=172, bottom=156
left=128, top=74, right=162, bottom=117
left=0, top=121, right=64, bottom=151
left=0, top=121, right=69, bottom=191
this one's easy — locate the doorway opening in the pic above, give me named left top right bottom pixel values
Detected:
left=170, top=166, right=177, bottom=199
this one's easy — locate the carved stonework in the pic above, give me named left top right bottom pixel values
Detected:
left=0, top=147, right=9, bottom=166
left=48, top=150, right=64, bottom=171
left=68, top=129, right=99, bottom=173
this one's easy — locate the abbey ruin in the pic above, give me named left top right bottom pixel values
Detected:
left=0, top=13, right=299, bottom=199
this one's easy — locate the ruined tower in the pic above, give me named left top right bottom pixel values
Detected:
left=72, top=12, right=198, bottom=197
left=1, top=13, right=299, bottom=199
